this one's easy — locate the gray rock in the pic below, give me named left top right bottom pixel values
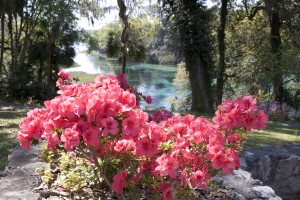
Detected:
left=274, top=155, right=300, bottom=181
left=242, top=144, right=300, bottom=199
left=252, top=186, right=277, bottom=199
left=213, top=169, right=282, bottom=200
left=245, top=154, right=272, bottom=182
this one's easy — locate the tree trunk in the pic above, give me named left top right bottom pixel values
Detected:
left=8, top=13, right=15, bottom=76
left=270, top=11, right=283, bottom=102
left=121, top=45, right=127, bottom=74
left=186, top=52, right=213, bottom=113
left=216, top=0, right=228, bottom=106
left=0, top=14, right=4, bottom=76
left=38, top=59, right=44, bottom=85
left=48, top=42, right=55, bottom=86
left=117, top=0, right=129, bottom=74
left=264, top=0, right=283, bottom=102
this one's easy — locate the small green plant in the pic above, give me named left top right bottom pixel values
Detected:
left=40, top=147, right=102, bottom=198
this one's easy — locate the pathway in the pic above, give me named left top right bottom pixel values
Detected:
left=0, top=145, right=44, bottom=200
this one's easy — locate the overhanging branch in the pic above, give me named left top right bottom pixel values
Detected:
left=248, top=6, right=265, bottom=20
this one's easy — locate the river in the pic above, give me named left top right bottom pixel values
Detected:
left=64, top=49, right=184, bottom=110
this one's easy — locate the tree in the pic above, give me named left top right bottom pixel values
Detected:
left=0, top=0, right=5, bottom=76
left=216, top=0, right=229, bottom=105
left=117, top=0, right=129, bottom=73
left=106, top=31, right=120, bottom=57
left=0, top=0, right=80, bottom=101
left=240, top=0, right=300, bottom=103
left=159, top=0, right=214, bottom=113
left=224, top=10, right=270, bottom=98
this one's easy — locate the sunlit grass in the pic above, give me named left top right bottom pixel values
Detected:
left=245, top=121, right=300, bottom=147
left=68, top=71, right=98, bottom=83
left=0, top=111, right=26, bottom=170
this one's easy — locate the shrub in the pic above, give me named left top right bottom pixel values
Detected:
left=17, top=71, right=268, bottom=200
left=0, top=77, right=53, bottom=103
left=258, top=101, right=299, bottom=121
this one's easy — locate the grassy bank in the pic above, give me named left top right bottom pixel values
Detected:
left=68, top=71, right=98, bottom=83
left=0, top=110, right=26, bottom=170
left=246, top=121, right=300, bottom=147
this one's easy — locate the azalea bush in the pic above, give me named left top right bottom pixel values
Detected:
left=258, top=100, right=299, bottom=121
left=17, top=71, right=268, bottom=200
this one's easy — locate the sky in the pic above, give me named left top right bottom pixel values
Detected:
left=78, top=0, right=215, bottom=30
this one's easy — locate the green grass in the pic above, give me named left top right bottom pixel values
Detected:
left=245, top=121, right=300, bottom=147
left=0, top=111, right=26, bottom=171
left=68, top=71, right=98, bottom=83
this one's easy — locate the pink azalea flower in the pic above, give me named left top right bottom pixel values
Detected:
left=226, top=133, right=241, bottom=144
left=240, top=95, right=257, bottom=112
left=221, top=148, right=240, bottom=174
left=82, top=127, right=100, bottom=148
left=211, top=151, right=226, bottom=169
left=145, top=95, right=152, bottom=104
left=94, top=75, right=103, bottom=85
left=19, top=119, right=43, bottom=139
left=206, top=144, right=224, bottom=161
left=57, top=70, right=70, bottom=80
left=100, top=99, right=118, bottom=117
left=56, top=78, right=63, bottom=87
left=155, top=154, right=178, bottom=179
left=112, top=171, right=127, bottom=195
left=135, top=137, right=154, bottom=157
left=190, top=170, right=205, bottom=188
left=114, top=139, right=136, bottom=152
left=61, top=128, right=80, bottom=151
left=192, top=131, right=204, bottom=144
left=101, top=117, right=119, bottom=136
left=75, top=120, right=90, bottom=133
left=43, top=131, right=61, bottom=151
left=17, top=132, right=31, bottom=150
left=122, top=116, right=140, bottom=136
left=121, top=91, right=136, bottom=111
left=244, top=114, right=259, bottom=131
left=257, top=110, right=268, bottom=129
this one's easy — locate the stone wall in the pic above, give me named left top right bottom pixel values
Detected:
left=241, top=144, right=300, bottom=200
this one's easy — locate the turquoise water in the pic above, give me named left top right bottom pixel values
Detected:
left=64, top=52, right=180, bottom=109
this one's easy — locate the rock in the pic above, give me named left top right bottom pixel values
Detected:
left=247, top=155, right=272, bottom=182
left=213, top=169, right=282, bottom=200
left=0, top=145, right=44, bottom=200
left=252, top=186, right=277, bottom=199
left=242, top=144, right=300, bottom=199
left=274, top=155, right=300, bottom=181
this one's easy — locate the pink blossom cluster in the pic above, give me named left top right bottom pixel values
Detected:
left=56, top=70, right=71, bottom=88
left=213, top=96, right=268, bottom=131
left=149, top=109, right=173, bottom=123
left=17, top=72, right=268, bottom=199
left=18, top=73, right=145, bottom=151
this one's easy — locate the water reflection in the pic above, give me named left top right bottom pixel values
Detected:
left=65, top=52, right=178, bottom=109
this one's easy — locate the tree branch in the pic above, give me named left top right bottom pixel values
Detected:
left=248, top=6, right=265, bottom=20
left=241, top=0, right=265, bottom=20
